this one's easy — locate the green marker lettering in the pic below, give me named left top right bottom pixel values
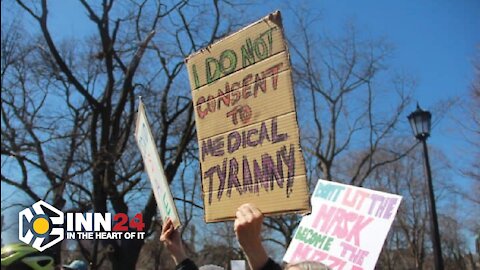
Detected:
left=241, top=38, right=255, bottom=68
left=192, top=64, right=200, bottom=89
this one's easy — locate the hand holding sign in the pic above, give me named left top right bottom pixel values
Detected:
left=234, top=204, right=269, bottom=270
left=160, top=218, right=186, bottom=265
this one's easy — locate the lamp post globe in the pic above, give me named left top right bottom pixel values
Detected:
left=407, top=103, right=432, bottom=141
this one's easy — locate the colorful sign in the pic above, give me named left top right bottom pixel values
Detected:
left=135, top=98, right=181, bottom=228
left=283, top=179, right=402, bottom=270
left=185, top=11, right=310, bottom=222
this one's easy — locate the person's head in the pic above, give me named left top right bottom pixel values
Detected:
left=1, top=243, right=54, bottom=270
left=62, top=260, right=87, bottom=270
left=286, top=261, right=331, bottom=270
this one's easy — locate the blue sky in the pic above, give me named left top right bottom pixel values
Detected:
left=40, top=0, right=480, bottom=145
left=315, top=1, right=478, bottom=160
left=12, top=0, right=479, bottom=111
left=2, top=0, right=479, bottom=251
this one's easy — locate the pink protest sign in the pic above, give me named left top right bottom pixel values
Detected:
left=283, top=179, right=402, bottom=270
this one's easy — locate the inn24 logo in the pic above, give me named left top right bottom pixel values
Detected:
left=19, top=201, right=146, bottom=251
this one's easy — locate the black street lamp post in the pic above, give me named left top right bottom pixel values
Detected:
left=407, top=104, right=444, bottom=270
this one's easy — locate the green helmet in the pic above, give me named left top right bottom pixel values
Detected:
left=1, top=243, right=54, bottom=270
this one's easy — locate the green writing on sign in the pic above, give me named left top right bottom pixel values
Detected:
left=192, top=27, right=277, bottom=88
left=162, top=192, right=172, bottom=216
left=295, top=226, right=334, bottom=251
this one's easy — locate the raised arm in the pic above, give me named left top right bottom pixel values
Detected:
left=160, top=218, right=193, bottom=268
left=234, top=203, right=281, bottom=270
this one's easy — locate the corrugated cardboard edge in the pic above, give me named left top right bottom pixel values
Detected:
left=206, top=207, right=312, bottom=223
left=185, top=11, right=311, bottom=222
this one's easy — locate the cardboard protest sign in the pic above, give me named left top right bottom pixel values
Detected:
left=185, top=11, right=310, bottom=222
left=135, top=98, right=181, bottom=228
left=283, top=179, right=402, bottom=270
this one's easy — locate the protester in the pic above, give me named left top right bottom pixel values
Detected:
left=161, top=203, right=330, bottom=270
left=233, top=203, right=281, bottom=270
left=160, top=218, right=189, bottom=267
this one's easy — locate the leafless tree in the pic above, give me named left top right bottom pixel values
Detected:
left=455, top=46, right=480, bottom=270
left=261, top=7, right=416, bottom=250
left=289, top=13, right=415, bottom=186
left=459, top=48, right=480, bottom=203
left=370, top=144, right=473, bottom=270
left=373, top=149, right=430, bottom=269
left=1, top=0, right=244, bottom=268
